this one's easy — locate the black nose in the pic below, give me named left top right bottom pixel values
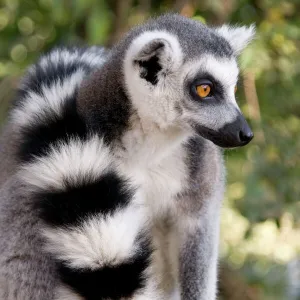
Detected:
left=239, top=129, right=254, bottom=143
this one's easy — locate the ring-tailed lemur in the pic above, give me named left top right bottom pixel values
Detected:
left=0, top=14, right=255, bottom=300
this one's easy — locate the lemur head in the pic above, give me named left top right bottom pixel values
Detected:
left=121, top=14, right=255, bottom=148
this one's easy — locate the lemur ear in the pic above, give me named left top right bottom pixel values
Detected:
left=134, top=39, right=165, bottom=62
left=134, top=39, right=166, bottom=85
left=127, top=31, right=182, bottom=85
left=216, top=24, right=256, bottom=55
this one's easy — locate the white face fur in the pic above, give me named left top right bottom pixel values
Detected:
left=124, top=25, right=255, bottom=148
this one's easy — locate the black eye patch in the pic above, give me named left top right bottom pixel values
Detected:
left=186, top=72, right=225, bottom=103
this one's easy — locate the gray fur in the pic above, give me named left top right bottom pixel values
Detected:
left=0, top=177, right=57, bottom=300
left=77, top=53, right=132, bottom=144
left=115, top=14, right=234, bottom=61
left=177, top=136, right=225, bottom=299
left=0, top=122, right=20, bottom=187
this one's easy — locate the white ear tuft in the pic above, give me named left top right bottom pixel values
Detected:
left=125, top=30, right=182, bottom=72
left=133, top=38, right=166, bottom=62
left=216, top=24, right=256, bottom=55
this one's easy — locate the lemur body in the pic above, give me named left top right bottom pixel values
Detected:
left=0, top=14, right=255, bottom=300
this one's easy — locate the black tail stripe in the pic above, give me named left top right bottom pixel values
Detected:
left=57, top=241, right=151, bottom=300
left=36, top=171, right=133, bottom=227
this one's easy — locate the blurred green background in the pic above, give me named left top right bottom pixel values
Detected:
left=0, top=0, right=299, bottom=299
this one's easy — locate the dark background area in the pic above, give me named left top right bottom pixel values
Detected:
left=0, top=0, right=300, bottom=299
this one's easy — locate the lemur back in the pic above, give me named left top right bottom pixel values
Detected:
left=0, top=14, right=255, bottom=300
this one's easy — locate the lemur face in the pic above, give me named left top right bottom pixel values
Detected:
left=123, top=15, right=255, bottom=148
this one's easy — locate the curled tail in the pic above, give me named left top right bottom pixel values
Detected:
left=3, top=47, right=157, bottom=300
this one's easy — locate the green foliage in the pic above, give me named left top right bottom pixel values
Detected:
left=1, top=1, right=299, bottom=299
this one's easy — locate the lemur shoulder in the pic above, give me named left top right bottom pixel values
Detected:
left=0, top=14, right=255, bottom=300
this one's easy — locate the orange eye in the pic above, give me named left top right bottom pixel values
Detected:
left=196, top=84, right=211, bottom=98
left=234, top=85, right=238, bottom=93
